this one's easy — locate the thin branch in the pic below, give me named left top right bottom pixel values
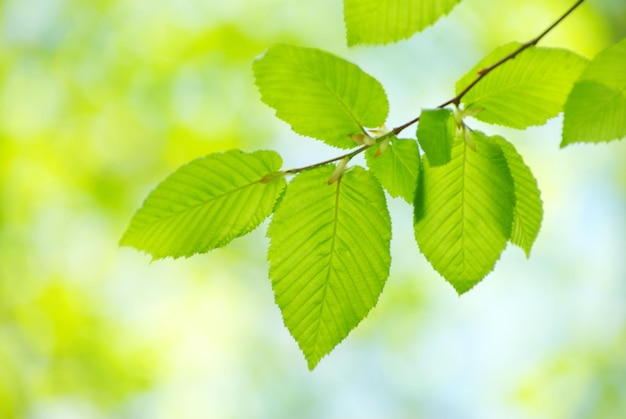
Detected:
left=438, top=0, right=587, bottom=111
left=286, top=0, right=587, bottom=175
left=392, top=115, right=421, bottom=136
left=284, top=131, right=399, bottom=175
left=283, top=145, right=369, bottom=175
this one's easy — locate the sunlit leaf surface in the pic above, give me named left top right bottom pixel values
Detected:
left=414, top=132, right=515, bottom=293
left=458, top=45, right=588, bottom=129
left=366, top=137, right=421, bottom=203
left=268, top=165, right=391, bottom=369
left=417, top=108, right=456, bottom=166
left=254, top=44, right=388, bottom=149
left=121, top=150, right=286, bottom=259
left=493, top=136, right=543, bottom=257
left=344, top=0, right=463, bottom=46
left=562, top=38, right=626, bottom=145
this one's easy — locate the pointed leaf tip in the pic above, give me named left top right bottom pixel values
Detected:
left=268, top=165, right=391, bottom=368
left=414, top=132, right=515, bottom=292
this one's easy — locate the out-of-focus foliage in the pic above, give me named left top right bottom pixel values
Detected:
left=514, top=330, right=626, bottom=418
left=0, top=0, right=296, bottom=416
left=1, top=0, right=625, bottom=417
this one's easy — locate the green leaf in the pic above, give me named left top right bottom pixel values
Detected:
left=456, top=43, right=521, bottom=94
left=268, top=165, right=391, bottom=369
left=254, top=44, right=389, bottom=149
left=414, top=131, right=515, bottom=294
left=365, top=137, right=420, bottom=203
left=562, top=38, right=626, bottom=146
left=121, top=150, right=286, bottom=260
left=416, top=108, right=457, bottom=166
left=344, top=0, right=463, bottom=46
left=575, top=38, right=626, bottom=90
left=562, top=82, right=626, bottom=145
left=457, top=44, right=589, bottom=129
left=492, top=136, right=543, bottom=257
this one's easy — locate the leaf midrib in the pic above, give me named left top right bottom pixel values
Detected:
left=296, top=55, right=368, bottom=135
left=138, top=178, right=264, bottom=232
left=309, top=175, right=343, bottom=361
left=460, top=141, right=468, bottom=280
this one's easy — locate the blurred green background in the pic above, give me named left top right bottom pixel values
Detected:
left=1, top=0, right=625, bottom=418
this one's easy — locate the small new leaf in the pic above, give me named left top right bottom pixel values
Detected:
left=254, top=44, right=389, bottom=149
left=457, top=44, right=589, bottom=129
left=344, top=0, right=463, bottom=46
left=365, top=137, right=421, bottom=203
left=414, top=132, right=515, bottom=293
left=417, top=108, right=456, bottom=166
left=121, top=150, right=286, bottom=260
left=268, top=165, right=391, bottom=369
left=562, top=38, right=626, bottom=146
left=492, top=137, right=543, bottom=257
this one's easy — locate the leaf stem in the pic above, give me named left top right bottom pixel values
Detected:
left=284, top=0, right=587, bottom=175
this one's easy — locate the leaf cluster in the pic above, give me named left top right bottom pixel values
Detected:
left=121, top=0, right=626, bottom=369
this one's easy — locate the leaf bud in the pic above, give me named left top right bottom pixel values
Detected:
left=374, top=138, right=390, bottom=158
left=260, top=171, right=286, bottom=184
left=328, top=157, right=349, bottom=185
left=367, top=125, right=389, bottom=138
left=350, top=133, right=368, bottom=145
left=464, top=128, right=477, bottom=151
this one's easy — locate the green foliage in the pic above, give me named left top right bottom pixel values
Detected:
left=365, top=137, right=421, bottom=203
left=122, top=0, right=626, bottom=368
left=253, top=44, right=388, bottom=149
left=121, top=150, right=286, bottom=259
left=562, top=38, right=626, bottom=145
left=268, top=165, right=391, bottom=369
left=458, top=44, right=588, bottom=128
left=344, top=0, right=463, bottom=46
left=494, top=137, right=543, bottom=257
left=417, top=108, right=457, bottom=166
left=455, top=43, right=521, bottom=94
left=414, top=132, right=515, bottom=294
